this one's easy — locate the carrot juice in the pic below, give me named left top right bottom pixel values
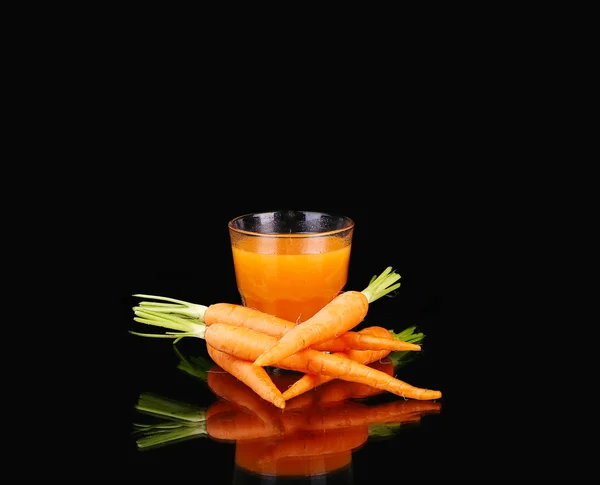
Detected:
left=231, top=234, right=352, bottom=323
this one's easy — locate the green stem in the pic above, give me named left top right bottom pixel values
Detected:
left=389, top=325, right=425, bottom=344
left=360, top=267, right=401, bottom=303
left=387, top=325, right=426, bottom=367
left=133, top=294, right=208, bottom=320
left=131, top=309, right=207, bottom=340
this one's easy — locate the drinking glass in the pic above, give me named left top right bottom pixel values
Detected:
left=228, top=210, right=354, bottom=323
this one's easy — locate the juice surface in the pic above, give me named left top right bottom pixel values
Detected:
left=231, top=235, right=351, bottom=323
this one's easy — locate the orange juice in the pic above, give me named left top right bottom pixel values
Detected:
left=231, top=235, right=351, bottom=323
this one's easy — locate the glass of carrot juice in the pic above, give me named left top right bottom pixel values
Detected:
left=228, top=210, right=354, bottom=324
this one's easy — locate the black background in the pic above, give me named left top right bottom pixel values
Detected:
left=50, top=20, right=519, bottom=481
left=119, top=198, right=480, bottom=483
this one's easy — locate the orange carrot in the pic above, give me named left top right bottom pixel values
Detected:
left=132, top=300, right=420, bottom=353
left=200, top=303, right=418, bottom=352
left=317, top=358, right=395, bottom=404
left=206, top=344, right=286, bottom=409
left=251, top=267, right=402, bottom=367
left=312, top=328, right=420, bottom=352
left=282, top=326, right=393, bottom=401
left=204, top=323, right=442, bottom=401
left=361, top=398, right=443, bottom=420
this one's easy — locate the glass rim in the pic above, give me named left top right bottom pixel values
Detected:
left=228, top=210, right=355, bottom=238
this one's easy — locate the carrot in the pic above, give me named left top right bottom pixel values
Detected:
left=132, top=288, right=420, bottom=354
left=205, top=344, right=286, bottom=409
left=134, top=304, right=420, bottom=354
left=250, top=267, right=402, bottom=367
left=316, top=358, right=396, bottom=404
left=204, top=323, right=442, bottom=401
left=281, top=326, right=394, bottom=401
left=280, top=324, right=425, bottom=402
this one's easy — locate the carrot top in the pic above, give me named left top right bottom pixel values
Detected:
left=359, top=266, right=401, bottom=303
left=132, top=294, right=209, bottom=320
left=130, top=310, right=207, bottom=342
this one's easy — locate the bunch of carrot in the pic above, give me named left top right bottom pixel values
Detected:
left=131, top=266, right=442, bottom=409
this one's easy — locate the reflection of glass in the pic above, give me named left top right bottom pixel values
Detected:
left=228, top=210, right=354, bottom=323
left=133, top=345, right=442, bottom=482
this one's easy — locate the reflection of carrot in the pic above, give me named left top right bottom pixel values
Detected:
left=206, top=364, right=285, bottom=429
left=282, top=326, right=393, bottom=401
left=359, top=398, right=443, bottom=421
left=258, top=426, right=369, bottom=464
left=205, top=396, right=441, bottom=443
left=282, top=389, right=317, bottom=410
left=297, top=400, right=425, bottom=431
left=205, top=405, right=303, bottom=440
left=252, top=267, right=402, bottom=367
left=206, top=398, right=236, bottom=418
left=206, top=344, right=286, bottom=409
left=235, top=441, right=352, bottom=477
left=205, top=323, right=442, bottom=401
left=206, top=408, right=281, bottom=442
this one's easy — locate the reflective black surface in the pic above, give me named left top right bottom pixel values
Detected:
left=122, top=207, right=463, bottom=484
